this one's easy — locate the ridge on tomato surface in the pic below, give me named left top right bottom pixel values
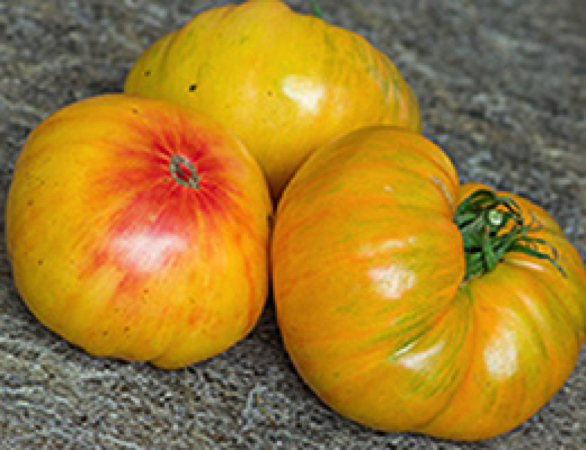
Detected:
left=124, top=0, right=422, bottom=200
left=5, top=93, right=272, bottom=369
left=271, top=125, right=586, bottom=441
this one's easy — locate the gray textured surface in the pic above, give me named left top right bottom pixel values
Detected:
left=1, top=0, right=585, bottom=448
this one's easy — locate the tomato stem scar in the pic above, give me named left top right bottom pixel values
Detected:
left=169, top=154, right=200, bottom=189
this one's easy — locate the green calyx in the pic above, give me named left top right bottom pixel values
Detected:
left=454, top=189, right=565, bottom=280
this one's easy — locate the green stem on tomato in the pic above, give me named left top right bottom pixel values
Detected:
left=310, top=0, right=323, bottom=19
left=453, top=189, right=565, bottom=280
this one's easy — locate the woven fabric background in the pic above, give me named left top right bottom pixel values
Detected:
left=1, top=0, right=585, bottom=448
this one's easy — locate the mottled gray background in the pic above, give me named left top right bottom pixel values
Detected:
left=1, top=0, right=585, bottom=448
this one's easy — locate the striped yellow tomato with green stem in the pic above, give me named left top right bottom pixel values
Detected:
left=271, top=126, right=586, bottom=440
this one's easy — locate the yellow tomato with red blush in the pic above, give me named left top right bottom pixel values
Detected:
left=5, top=94, right=272, bottom=369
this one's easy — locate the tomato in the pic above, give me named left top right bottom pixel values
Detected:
left=271, top=126, right=586, bottom=440
left=124, top=0, right=421, bottom=200
left=5, top=94, right=272, bottom=369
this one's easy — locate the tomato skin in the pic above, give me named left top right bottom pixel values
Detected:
left=124, top=0, right=421, bottom=199
left=6, top=94, right=272, bottom=369
left=271, top=126, right=586, bottom=440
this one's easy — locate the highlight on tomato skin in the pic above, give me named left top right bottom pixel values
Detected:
left=5, top=93, right=272, bottom=369
left=124, top=0, right=422, bottom=200
left=271, top=125, right=586, bottom=441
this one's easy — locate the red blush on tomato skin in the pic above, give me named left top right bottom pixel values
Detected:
left=98, top=112, right=238, bottom=220
left=79, top=112, right=251, bottom=295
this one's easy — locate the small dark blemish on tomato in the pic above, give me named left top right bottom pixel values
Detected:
left=131, top=107, right=139, bottom=115
left=124, top=326, right=130, bottom=333
left=37, top=259, right=43, bottom=266
left=267, top=90, right=273, bottom=97
left=144, top=70, right=151, bottom=77
left=27, top=199, right=34, bottom=206
left=188, top=83, right=198, bottom=92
